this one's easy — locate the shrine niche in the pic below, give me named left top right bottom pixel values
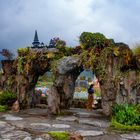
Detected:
left=0, top=32, right=140, bottom=116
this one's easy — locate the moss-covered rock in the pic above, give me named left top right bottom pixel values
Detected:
left=48, top=131, right=69, bottom=140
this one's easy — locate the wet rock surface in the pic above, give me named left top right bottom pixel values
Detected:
left=0, top=108, right=139, bottom=140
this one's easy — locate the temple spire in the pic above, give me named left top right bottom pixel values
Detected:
left=32, top=30, right=40, bottom=47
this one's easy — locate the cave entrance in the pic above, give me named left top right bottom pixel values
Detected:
left=72, top=69, right=101, bottom=109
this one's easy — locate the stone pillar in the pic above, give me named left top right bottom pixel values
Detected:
left=47, top=56, right=82, bottom=114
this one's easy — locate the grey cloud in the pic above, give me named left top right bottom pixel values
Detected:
left=0, top=0, right=140, bottom=53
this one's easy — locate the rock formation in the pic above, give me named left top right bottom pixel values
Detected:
left=47, top=56, right=82, bottom=114
left=0, top=49, right=50, bottom=108
left=0, top=42, right=139, bottom=116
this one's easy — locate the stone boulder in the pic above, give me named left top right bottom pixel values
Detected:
left=57, top=56, right=80, bottom=74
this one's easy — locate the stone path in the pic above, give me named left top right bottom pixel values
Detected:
left=0, top=108, right=139, bottom=140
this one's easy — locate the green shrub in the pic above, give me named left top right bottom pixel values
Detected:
left=79, top=32, right=114, bottom=50
left=132, top=44, right=140, bottom=56
left=111, top=117, right=140, bottom=131
left=48, top=132, right=69, bottom=140
left=112, top=104, right=124, bottom=116
left=112, top=104, right=140, bottom=127
left=0, top=91, right=17, bottom=105
left=0, top=105, right=8, bottom=112
left=17, top=47, right=29, bottom=56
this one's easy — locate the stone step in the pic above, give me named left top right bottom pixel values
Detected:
left=79, top=119, right=109, bottom=128
left=75, top=130, right=104, bottom=137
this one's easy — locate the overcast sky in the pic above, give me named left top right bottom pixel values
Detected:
left=0, top=0, right=140, bottom=53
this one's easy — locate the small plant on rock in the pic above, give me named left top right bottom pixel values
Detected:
left=0, top=91, right=17, bottom=106
left=48, top=131, right=69, bottom=140
left=0, top=105, right=8, bottom=112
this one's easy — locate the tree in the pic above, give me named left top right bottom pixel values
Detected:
left=79, top=32, right=114, bottom=50
left=0, top=49, right=14, bottom=60
left=71, top=46, right=82, bottom=55
left=79, top=32, right=95, bottom=49
left=49, top=37, right=66, bottom=48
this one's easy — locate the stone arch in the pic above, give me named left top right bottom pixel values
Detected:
left=0, top=48, right=52, bottom=108
left=0, top=43, right=140, bottom=116
left=47, top=43, right=140, bottom=116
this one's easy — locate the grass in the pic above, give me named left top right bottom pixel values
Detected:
left=48, top=131, right=69, bottom=140
left=0, top=105, right=7, bottom=112
left=111, top=117, right=140, bottom=131
left=111, top=104, right=140, bottom=131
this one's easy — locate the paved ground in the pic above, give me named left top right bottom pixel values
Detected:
left=0, top=108, right=140, bottom=140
